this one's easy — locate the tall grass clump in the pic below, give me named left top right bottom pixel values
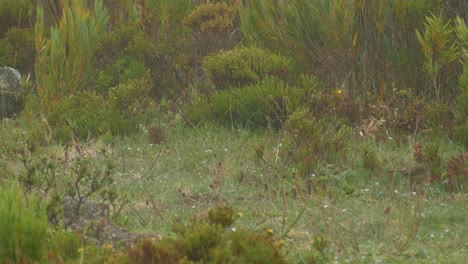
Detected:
left=35, top=0, right=108, bottom=112
left=0, top=183, right=48, bottom=263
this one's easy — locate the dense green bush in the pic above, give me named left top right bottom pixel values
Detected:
left=47, top=91, right=113, bottom=142
left=203, top=46, right=293, bottom=90
left=186, top=77, right=307, bottom=128
left=284, top=108, right=351, bottom=175
left=0, top=183, right=48, bottom=263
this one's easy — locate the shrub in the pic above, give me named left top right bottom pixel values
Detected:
left=186, top=77, right=306, bottom=128
left=94, top=57, right=150, bottom=95
left=47, top=91, right=113, bottom=142
left=184, top=2, right=241, bottom=55
left=308, top=89, right=365, bottom=126
left=445, top=154, right=468, bottom=193
left=0, top=183, right=48, bottom=263
left=107, top=77, right=154, bottom=120
left=0, top=0, right=35, bottom=37
left=126, top=205, right=288, bottom=263
left=0, top=27, right=35, bottom=74
left=47, top=78, right=153, bottom=143
left=284, top=108, right=351, bottom=175
left=424, top=101, right=456, bottom=137
left=124, top=20, right=193, bottom=99
left=203, top=46, right=293, bottom=90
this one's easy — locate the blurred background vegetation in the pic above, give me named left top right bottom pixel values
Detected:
left=0, top=0, right=467, bottom=262
left=0, top=0, right=466, bottom=143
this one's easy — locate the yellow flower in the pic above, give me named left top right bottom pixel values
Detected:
left=266, top=228, right=275, bottom=235
left=78, top=247, right=84, bottom=253
left=104, top=243, right=113, bottom=249
left=236, top=212, right=243, bottom=218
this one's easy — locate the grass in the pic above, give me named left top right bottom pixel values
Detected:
left=1, top=116, right=467, bottom=263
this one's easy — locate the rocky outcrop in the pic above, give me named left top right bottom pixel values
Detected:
left=0, top=67, right=24, bottom=118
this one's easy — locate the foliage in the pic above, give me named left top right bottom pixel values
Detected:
left=0, top=183, right=48, bottom=263
left=47, top=91, right=114, bottom=142
left=126, top=205, right=288, bottom=264
left=93, top=22, right=148, bottom=94
left=185, top=2, right=236, bottom=34
left=445, top=153, right=468, bottom=193
left=0, top=0, right=35, bottom=36
left=238, top=0, right=446, bottom=99
left=0, top=27, right=35, bottom=74
left=362, top=146, right=383, bottom=172
left=284, top=108, right=351, bottom=175
left=424, top=101, right=456, bottom=137
left=203, top=46, right=293, bottom=90
left=186, top=77, right=307, bottom=128
left=107, top=77, right=154, bottom=120
left=184, top=1, right=241, bottom=56
left=455, top=16, right=468, bottom=146
left=308, top=89, right=366, bottom=126
left=35, top=0, right=108, bottom=112
left=47, top=77, right=153, bottom=143
left=416, top=13, right=460, bottom=102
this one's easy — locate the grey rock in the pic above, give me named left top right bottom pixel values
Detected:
left=0, top=67, right=24, bottom=118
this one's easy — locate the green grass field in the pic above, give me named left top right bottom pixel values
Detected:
left=2, top=118, right=466, bottom=263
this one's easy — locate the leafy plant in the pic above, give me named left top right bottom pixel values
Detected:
left=416, top=13, right=460, bottom=102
